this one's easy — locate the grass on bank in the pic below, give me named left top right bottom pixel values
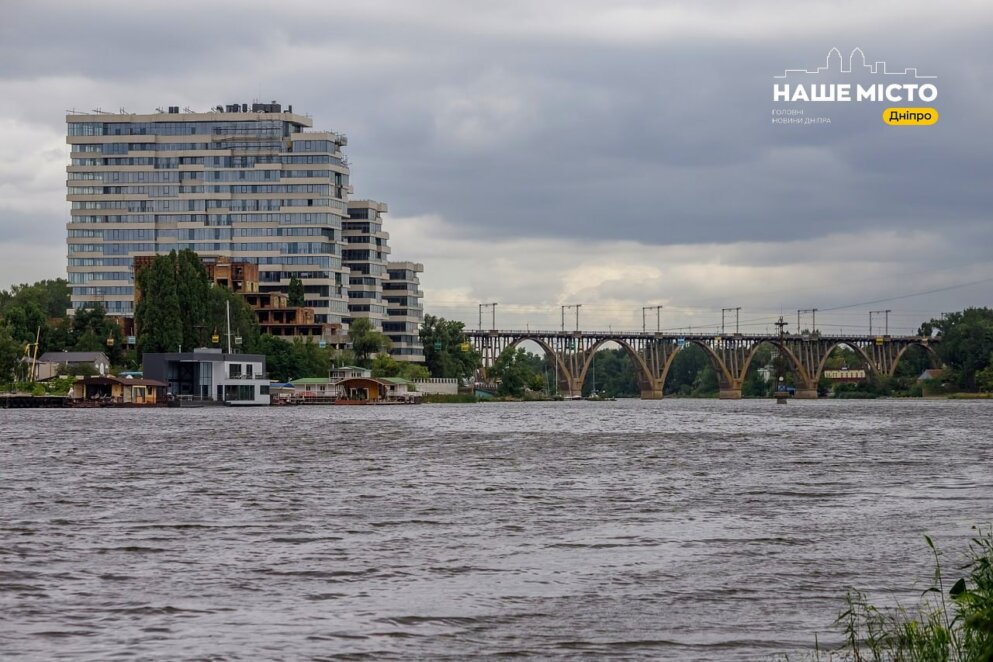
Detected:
left=806, top=526, right=993, bottom=661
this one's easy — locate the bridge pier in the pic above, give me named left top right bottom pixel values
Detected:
left=563, top=377, right=584, bottom=399
left=640, top=385, right=664, bottom=400
left=794, top=388, right=819, bottom=399
left=719, top=389, right=742, bottom=399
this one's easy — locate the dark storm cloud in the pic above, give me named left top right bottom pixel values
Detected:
left=3, top=0, right=993, bottom=256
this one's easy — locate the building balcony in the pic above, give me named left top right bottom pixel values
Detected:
left=226, top=373, right=269, bottom=381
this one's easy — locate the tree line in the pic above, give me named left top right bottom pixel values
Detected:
left=4, top=261, right=993, bottom=397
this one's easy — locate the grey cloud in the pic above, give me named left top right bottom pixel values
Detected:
left=2, top=0, right=992, bottom=300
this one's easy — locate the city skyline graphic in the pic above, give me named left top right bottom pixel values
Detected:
left=775, top=47, right=938, bottom=79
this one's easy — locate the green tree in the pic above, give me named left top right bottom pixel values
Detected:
left=70, top=304, right=124, bottom=364
left=419, top=314, right=480, bottom=379
left=582, top=348, right=640, bottom=397
left=930, top=308, right=993, bottom=390
left=206, top=285, right=260, bottom=353
left=2, top=300, right=46, bottom=346
left=349, top=317, right=391, bottom=366
left=43, top=318, right=74, bottom=356
left=691, top=361, right=720, bottom=397
left=175, top=250, right=211, bottom=349
left=254, top=335, right=337, bottom=382
left=134, top=250, right=259, bottom=356
left=255, top=334, right=298, bottom=382
left=135, top=253, right=182, bottom=354
left=489, top=347, right=543, bottom=397
left=0, top=279, right=70, bottom=319
left=0, top=324, right=21, bottom=386
left=371, top=353, right=431, bottom=380
left=741, top=369, right=769, bottom=397
left=0, top=279, right=73, bottom=358
left=289, top=337, right=332, bottom=377
left=287, top=276, right=305, bottom=307
left=664, top=344, right=715, bottom=396
left=741, top=344, right=774, bottom=397
left=977, top=359, right=993, bottom=393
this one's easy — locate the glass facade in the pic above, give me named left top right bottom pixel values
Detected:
left=66, top=105, right=351, bottom=322
left=342, top=201, right=391, bottom=331
left=383, top=261, right=425, bottom=362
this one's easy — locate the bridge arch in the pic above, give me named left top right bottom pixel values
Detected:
left=503, top=336, right=574, bottom=386
left=814, top=341, right=879, bottom=382
left=889, top=341, right=940, bottom=377
left=739, top=339, right=812, bottom=387
left=657, top=338, right=736, bottom=393
left=576, top=338, right=656, bottom=391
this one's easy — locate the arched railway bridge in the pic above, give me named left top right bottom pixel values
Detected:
left=465, top=330, right=939, bottom=399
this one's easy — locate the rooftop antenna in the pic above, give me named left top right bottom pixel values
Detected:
left=155, top=106, right=165, bottom=113
left=91, top=107, right=105, bottom=113
left=183, top=106, right=193, bottom=113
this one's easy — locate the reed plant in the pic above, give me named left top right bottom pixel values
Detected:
left=828, top=526, right=993, bottom=661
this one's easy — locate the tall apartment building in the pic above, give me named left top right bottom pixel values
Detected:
left=343, top=200, right=390, bottom=331
left=66, top=102, right=351, bottom=327
left=384, top=261, right=425, bottom=363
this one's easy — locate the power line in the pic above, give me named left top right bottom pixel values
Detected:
left=816, top=277, right=993, bottom=312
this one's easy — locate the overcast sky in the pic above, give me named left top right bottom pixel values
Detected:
left=2, top=0, right=991, bottom=334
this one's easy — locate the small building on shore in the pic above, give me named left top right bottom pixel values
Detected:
left=142, top=348, right=270, bottom=405
left=37, top=351, right=111, bottom=379
left=70, top=376, right=168, bottom=405
left=331, top=365, right=372, bottom=380
left=337, top=376, right=415, bottom=402
left=288, top=377, right=337, bottom=400
left=411, top=378, right=460, bottom=395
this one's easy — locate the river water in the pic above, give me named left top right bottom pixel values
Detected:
left=2, top=399, right=991, bottom=660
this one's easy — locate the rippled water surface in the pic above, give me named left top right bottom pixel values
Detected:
left=2, top=399, right=992, bottom=659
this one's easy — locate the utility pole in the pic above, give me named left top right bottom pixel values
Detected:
left=561, top=304, right=581, bottom=332
left=775, top=315, right=788, bottom=340
left=798, top=308, right=817, bottom=333
left=478, top=302, right=497, bottom=330
left=721, top=307, right=741, bottom=335
left=774, top=316, right=790, bottom=402
left=884, top=309, right=891, bottom=335
left=641, top=305, right=663, bottom=333
left=869, top=310, right=889, bottom=335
